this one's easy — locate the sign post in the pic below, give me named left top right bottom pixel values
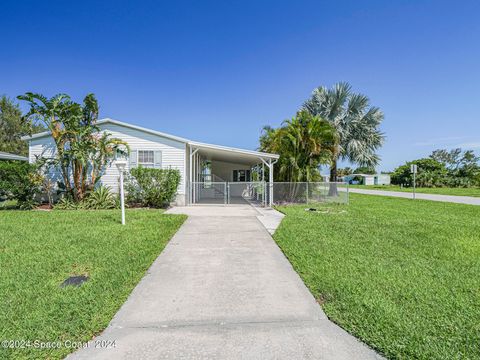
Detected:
left=410, top=164, right=418, bottom=200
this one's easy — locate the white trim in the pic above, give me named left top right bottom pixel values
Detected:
left=187, top=141, right=279, bottom=160
left=21, top=118, right=280, bottom=161
left=21, top=118, right=190, bottom=143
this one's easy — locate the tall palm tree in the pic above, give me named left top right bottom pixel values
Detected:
left=301, top=82, right=384, bottom=182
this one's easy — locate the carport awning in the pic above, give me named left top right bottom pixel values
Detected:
left=188, top=141, right=279, bottom=166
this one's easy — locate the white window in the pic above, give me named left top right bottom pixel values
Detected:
left=138, top=150, right=155, bottom=168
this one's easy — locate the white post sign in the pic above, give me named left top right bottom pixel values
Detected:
left=410, top=164, right=417, bottom=199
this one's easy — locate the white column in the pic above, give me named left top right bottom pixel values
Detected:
left=189, top=147, right=198, bottom=205
left=189, top=146, right=192, bottom=205
left=193, top=152, right=197, bottom=203
left=269, top=159, right=273, bottom=207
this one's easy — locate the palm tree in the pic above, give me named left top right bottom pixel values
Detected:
left=301, top=82, right=384, bottom=183
left=259, top=110, right=335, bottom=182
left=18, top=92, right=128, bottom=201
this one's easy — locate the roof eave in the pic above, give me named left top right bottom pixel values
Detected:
left=188, top=140, right=280, bottom=159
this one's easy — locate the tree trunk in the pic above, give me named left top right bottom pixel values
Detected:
left=328, top=160, right=338, bottom=197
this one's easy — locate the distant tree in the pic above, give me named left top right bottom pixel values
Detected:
left=337, top=167, right=353, bottom=177
left=301, top=82, right=384, bottom=183
left=0, top=95, right=44, bottom=156
left=431, top=148, right=479, bottom=173
left=353, top=166, right=376, bottom=174
left=259, top=110, right=336, bottom=182
left=391, top=158, right=447, bottom=187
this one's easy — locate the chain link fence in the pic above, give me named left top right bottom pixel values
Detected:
left=270, top=182, right=349, bottom=205
left=189, top=181, right=348, bottom=205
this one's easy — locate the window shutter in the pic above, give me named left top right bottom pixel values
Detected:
left=233, top=170, right=238, bottom=182
left=246, top=170, right=251, bottom=182
left=154, top=150, right=162, bottom=168
left=129, top=150, right=137, bottom=168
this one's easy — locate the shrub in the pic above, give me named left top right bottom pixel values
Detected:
left=126, top=167, right=180, bottom=208
left=84, top=186, right=119, bottom=209
left=391, top=158, right=447, bottom=187
left=0, top=161, right=42, bottom=208
left=54, top=186, right=119, bottom=210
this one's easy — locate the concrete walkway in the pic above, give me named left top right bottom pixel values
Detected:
left=349, top=188, right=480, bottom=205
left=69, top=204, right=382, bottom=360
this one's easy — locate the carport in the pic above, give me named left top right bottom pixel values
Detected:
left=187, top=141, right=279, bottom=206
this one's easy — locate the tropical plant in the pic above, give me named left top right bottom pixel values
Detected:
left=18, top=93, right=128, bottom=201
left=301, top=82, right=384, bottom=182
left=53, top=196, right=83, bottom=210
left=126, top=167, right=181, bottom=208
left=54, top=186, right=119, bottom=210
left=0, top=95, right=45, bottom=156
left=259, top=110, right=336, bottom=182
left=83, top=186, right=119, bottom=209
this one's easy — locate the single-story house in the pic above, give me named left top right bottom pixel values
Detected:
left=22, top=118, right=279, bottom=206
left=0, top=151, right=28, bottom=161
left=342, top=173, right=391, bottom=186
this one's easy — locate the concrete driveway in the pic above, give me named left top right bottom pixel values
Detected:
left=69, top=204, right=382, bottom=359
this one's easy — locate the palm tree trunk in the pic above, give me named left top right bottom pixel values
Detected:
left=328, top=160, right=338, bottom=197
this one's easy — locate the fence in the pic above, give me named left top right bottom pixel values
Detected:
left=271, top=182, right=349, bottom=205
left=189, top=181, right=348, bottom=206
left=190, top=181, right=267, bottom=205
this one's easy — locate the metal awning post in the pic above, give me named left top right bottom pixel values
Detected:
left=259, top=157, right=277, bottom=207
left=189, top=146, right=199, bottom=205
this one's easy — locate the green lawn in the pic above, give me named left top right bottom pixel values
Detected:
left=0, top=209, right=186, bottom=360
left=349, top=184, right=480, bottom=197
left=274, top=195, right=480, bottom=359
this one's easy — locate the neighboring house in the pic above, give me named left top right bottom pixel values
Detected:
left=343, top=173, right=391, bottom=186
left=0, top=151, right=28, bottom=161
left=22, top=118, right=279, bottom=206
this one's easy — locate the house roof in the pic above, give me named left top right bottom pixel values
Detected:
left=0, top=152, right=28, bottom=161
left=20, top=118, right=190, bottom=143
left=21, top=118, right=279, bottom=161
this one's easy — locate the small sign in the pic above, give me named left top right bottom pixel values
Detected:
left=410, top=164, right=418, bottom=174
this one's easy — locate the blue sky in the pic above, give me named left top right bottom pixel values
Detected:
left=2, top=0, right=479, bottom=171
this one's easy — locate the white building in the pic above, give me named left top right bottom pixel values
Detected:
left=23, top=118, right=279, bottom=206
left=343, top=173, right=391, bottom=186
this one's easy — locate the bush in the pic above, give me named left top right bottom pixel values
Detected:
left=126, top=167, right=180, bottom=208
left=54, top=186, right=119, bottom=210
left=0, top=161, right=42, bottom=208
left=391, top=158, right=447, bottom=187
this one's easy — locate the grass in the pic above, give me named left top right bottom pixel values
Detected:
left=349, top=184, right=480, bottom=197
left=0, top=209, right=186, bottom=359
left=274, top=194, right=480, bottom=359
